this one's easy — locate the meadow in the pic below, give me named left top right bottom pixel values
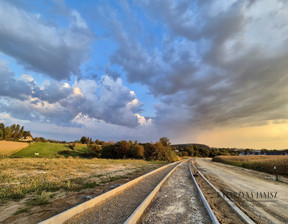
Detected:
left=213, top=155, right=288, bottom=176
left=11, top=142, right=91, bottom=158
left=0, top=141, right=29, bottom=158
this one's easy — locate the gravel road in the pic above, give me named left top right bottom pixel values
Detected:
left=196, top=158, right=288, bottom=224
left=65, top=163, right=177, bottom=224
left=139, top=162, right=211, bottom=224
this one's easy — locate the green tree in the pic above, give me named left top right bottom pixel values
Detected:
left=0, top=123, right=4, bottom=140
left=131, top=144, right=144, bottom=159
left=159, top=137, right=171, bottom=147
left=89, top=144, right=102, bottom=157
left=80, top=136, right=88, bottom=144
left=18, top=126, right=24, bottom=139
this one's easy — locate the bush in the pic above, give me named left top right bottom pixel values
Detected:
left=88, top=144, right=102, bottom=158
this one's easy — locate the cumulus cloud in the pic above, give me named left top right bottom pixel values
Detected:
left=0, top=58, right=149, bottom=128
left=0, top=1, right=93, bottom=80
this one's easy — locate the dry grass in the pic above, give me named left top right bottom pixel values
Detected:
left=0, top=141, right=29, bottom=157
left=0, top=158, right=166, bottom=203
left=213, top=155, right=288, bottom=176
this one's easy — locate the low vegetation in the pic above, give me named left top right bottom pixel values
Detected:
left=0, top=158, right=166, bottom=203
left=213, top=155, right=288, bottom=176
left=0, top=141, right=29, bottom=158
left=11, top=142, right=91, bottom=158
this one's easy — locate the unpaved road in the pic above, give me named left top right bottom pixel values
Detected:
left=65, top=163, right=177, bottom=224
left=139, top=162, right=211, bottom=224
left=196, top=158, right=288, bottom=224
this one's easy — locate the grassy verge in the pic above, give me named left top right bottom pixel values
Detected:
left=0, top=158, right=167, bottom=203
left=213, top=155, right=288, bottom=176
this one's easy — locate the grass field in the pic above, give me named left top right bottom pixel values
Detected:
left=11, top=142, right=91, bottom=158
left=0, top=141, right=29, bottom=158
left=0, top=158, right=166, bottom=204
left=213, top=155, right=288, bottom=176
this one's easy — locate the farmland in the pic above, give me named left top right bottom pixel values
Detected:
left=213, top=155, right=288, bottom=176
left=0, top=141, right=29, bottom=157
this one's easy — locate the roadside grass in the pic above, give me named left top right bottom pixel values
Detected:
left=11, top=142, right=91, bottom=158
left=213, top=155, right=288, bottom=176
left=0, top=158, right=167, bottom=204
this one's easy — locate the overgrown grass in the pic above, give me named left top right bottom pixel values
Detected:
left=0, top=158, right=167, bottom=203
left=213, top=155, right=288, bottom=176
left=11, top=142, right=91, bottom=158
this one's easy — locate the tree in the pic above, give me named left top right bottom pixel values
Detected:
left=131, top=144, right=144, bottom=159
left=12, top=124, right=20, bottom=140
left=80, top=136, right=88, bottom=144
left=159, top=137, right=171, bottom=147
left=4, top=127, right=12, bottom=140
left=89, top=144, right=102, bottom=157
left=18, top=126, right=24, bottom=139
left=0, top=123, right=4, bottom=140
left=115, top=140, right=130, bottom=158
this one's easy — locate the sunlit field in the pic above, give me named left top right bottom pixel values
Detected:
left=0, top=158, right=166, bottom=204
left=213, top=155, right=288, bottom=176
left=0, top=141, right=29, bottom=158
left=11, top=142, right=90, bottom=158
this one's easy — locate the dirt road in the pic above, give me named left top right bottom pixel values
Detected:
left=196, top=158, right=288, bottom=224
left=139, top=162, right=211, bottom=224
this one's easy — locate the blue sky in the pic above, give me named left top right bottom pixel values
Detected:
left=1, top=0, right=288, bottom=148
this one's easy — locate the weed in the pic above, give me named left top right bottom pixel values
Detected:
left=13, top=207, right=31, bottom=215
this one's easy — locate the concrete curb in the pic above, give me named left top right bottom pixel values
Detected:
left=39, top=161, right=180, bottom=224
left=191, top=164, right=256, bottom=224
left=189, top=163, right=219, bottom=224
left=123, top=160, right=185, bottom=224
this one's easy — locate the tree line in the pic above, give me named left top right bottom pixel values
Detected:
left=0, top=123, right=32, bottom=141
left=78, top=136, right=178, bottom=162
left=172, top=144, right=239, bottom=157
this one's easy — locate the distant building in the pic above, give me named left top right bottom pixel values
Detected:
left=20, top=136, right=33, bottom=142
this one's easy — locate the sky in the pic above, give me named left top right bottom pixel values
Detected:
left=0, top=0, right=288, bottom=149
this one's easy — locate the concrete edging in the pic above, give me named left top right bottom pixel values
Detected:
left=124, top=160, right=185, bottom=224
left=189, top=162, right=219, bottom=224
left=191, top=163, right=256, bottom=224
left=39, top=161, right=180, bottom=224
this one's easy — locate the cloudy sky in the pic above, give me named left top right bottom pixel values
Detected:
left=0, top=0, right=288, bottom=149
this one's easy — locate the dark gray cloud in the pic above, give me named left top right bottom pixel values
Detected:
left=106, top=0, right=288, bottom=129
left=0, top=1, right=93, bottom=80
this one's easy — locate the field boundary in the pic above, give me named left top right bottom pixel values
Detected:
left=39, top=161, right=180, bottom=224
left=124, top=160, right=185, bottom=224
